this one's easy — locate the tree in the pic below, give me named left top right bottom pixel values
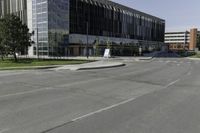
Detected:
left=0, top=39, right=7, bottom=61
left=0, top=18, right=7, bottom=61
left=0, top=19, right=3, bottom=60
left=94, top=37, right=100, bottom=56
left=106, top=38, right=111, bottom=49
left=106, top=38, right=113, bottom=56
left=1, top=14, right=32, bottom=62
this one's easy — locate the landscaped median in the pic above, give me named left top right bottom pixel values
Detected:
left=189, top=53, right=200, bottom=58
left=0, top=58, right=93, bottom=70
left=54, top=60, right=126, bottom=71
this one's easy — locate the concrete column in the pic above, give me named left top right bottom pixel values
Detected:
left=73, top=46, right=80, bottom=56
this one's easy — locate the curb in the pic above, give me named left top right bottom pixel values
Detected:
left=138, top=57, right=153, bottom=61
left=54, top=62, right=126, bottom=71
left=76, top=63, right=126, bottom=70
left=187, top=57, right=200, bottom=61
left=0, top=65, right=61, bottom=71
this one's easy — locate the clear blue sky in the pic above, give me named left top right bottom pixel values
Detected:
left=114, top=0, right=200, bottom=32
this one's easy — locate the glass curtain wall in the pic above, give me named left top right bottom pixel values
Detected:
left=69, top=0, right=165, bottom=42
left=32, top=0, right=48, bottom=56
left=32, top=0, right=69, bottom=56
left=48, top=0, right=69, bottom=56
left=0, top=1, right=2, bottom=17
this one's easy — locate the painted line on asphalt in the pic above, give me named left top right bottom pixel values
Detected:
left=187, top=72, right=191, bottom=76
left=0, top=88, right=47, bottom=99
left=0, top=128, right=9, bottom=133
left=71, top=78, right=181, bottom=123
left=0, top=77, right=106, bottom=99
left=71, top=97, right=137, bottom=122
left=0, top=61, right=167, bottom=99
left=164, top=79, right=180, bottom=88
left=0, top=71, right=28, bottom=77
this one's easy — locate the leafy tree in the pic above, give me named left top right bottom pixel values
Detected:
left=0, top=19, right=3, bottom=60
left=1, top=14, right=32, bottom=62
left=0, top=39, right=7, bottom=61
left=94, top=37, right=100, bottom=56
left=106, top=38, right=113, bottom=56
left=0, top=18, right=7, bottom=60
left=106, top=38, right=111, bottom=49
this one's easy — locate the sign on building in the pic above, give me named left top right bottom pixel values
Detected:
left=104, top=49, right=111, bottom=58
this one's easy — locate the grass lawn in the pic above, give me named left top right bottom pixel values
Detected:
left=0, top=58, right=92, bottom=69
left=190, top=53, right=200, bottom=58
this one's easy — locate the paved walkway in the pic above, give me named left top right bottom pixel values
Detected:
left=187, top=57, right=200, bottom=60
left=13, top=56, right=154, bottom=71
left=20, top=56, right=153, bottom=61
left=53, top=60, right=125, bottom=71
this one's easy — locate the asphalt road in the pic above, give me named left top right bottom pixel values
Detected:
left=0, top=58, right=200, bottom=133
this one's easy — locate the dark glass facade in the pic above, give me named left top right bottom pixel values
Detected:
left=3, top=0, right=164, bottom=56
left=32, top=0, right=69, bottom=56
left=32, top=0, right=48, bottom=55
left=48, top=0, right=69, bottom=56
left=69, top=0, right=165, bottom=42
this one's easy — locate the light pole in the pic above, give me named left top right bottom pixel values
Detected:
left=86, top=21, right=89, bottom=59
left=35, top=1, right=39, bottom=60
left=34, top=27, right=39, bottom=59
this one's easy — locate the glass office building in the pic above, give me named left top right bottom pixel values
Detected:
left=68, top=0, right=165, bottom=56
left=1, top=0, right=165, bottom=56
left=0, top=0, right=27, bottom=24
left=29, top=0, right=69, bottom=56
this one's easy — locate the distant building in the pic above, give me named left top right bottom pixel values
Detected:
left=1, top=0, right=166, bottom=57
left=0, top=0, right=27, bottom=24
left=165, top=28, right=200, bottom=51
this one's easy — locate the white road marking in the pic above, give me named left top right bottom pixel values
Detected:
left=71, top=78, right=181, bottom=122
left=0, top=77, right=105, bottom=99
left=72, top=97, right=137, bottom=122
left=177, top=64, right=180, bottom=66
left=0, top=128, right=9, bottom=133
left=1, top=67, right=157, bottom=99
left=187, top=72, right=191, bottom=76
left=0, top=89, right=46, bottom=99
left=0, top=71, right=27, bottom=77
left=164, top=79, right=180, bottom=88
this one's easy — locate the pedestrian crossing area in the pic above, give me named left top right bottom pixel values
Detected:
left=155, top=60, right=200, bottom=64
left=155, top=59, right=200, bottom=65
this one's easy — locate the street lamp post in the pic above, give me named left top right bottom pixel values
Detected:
left=35, top=2, right=39, bottom=60
left=86, top=21, right=89, bottom=59
left=36, top=28, right=39, bottom=59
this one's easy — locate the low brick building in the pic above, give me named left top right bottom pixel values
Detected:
left=165, top=28, right=200, bottom=51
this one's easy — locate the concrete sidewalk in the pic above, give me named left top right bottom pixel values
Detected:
left=0, top=65, right=61, bottom=71
left=20, top=55, right=153, bottom=61
left=1, top=56, right=153, bottom=71
left=53, top=60, right=125, bottom=71
left=187, top=57, right=200, bottom=61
